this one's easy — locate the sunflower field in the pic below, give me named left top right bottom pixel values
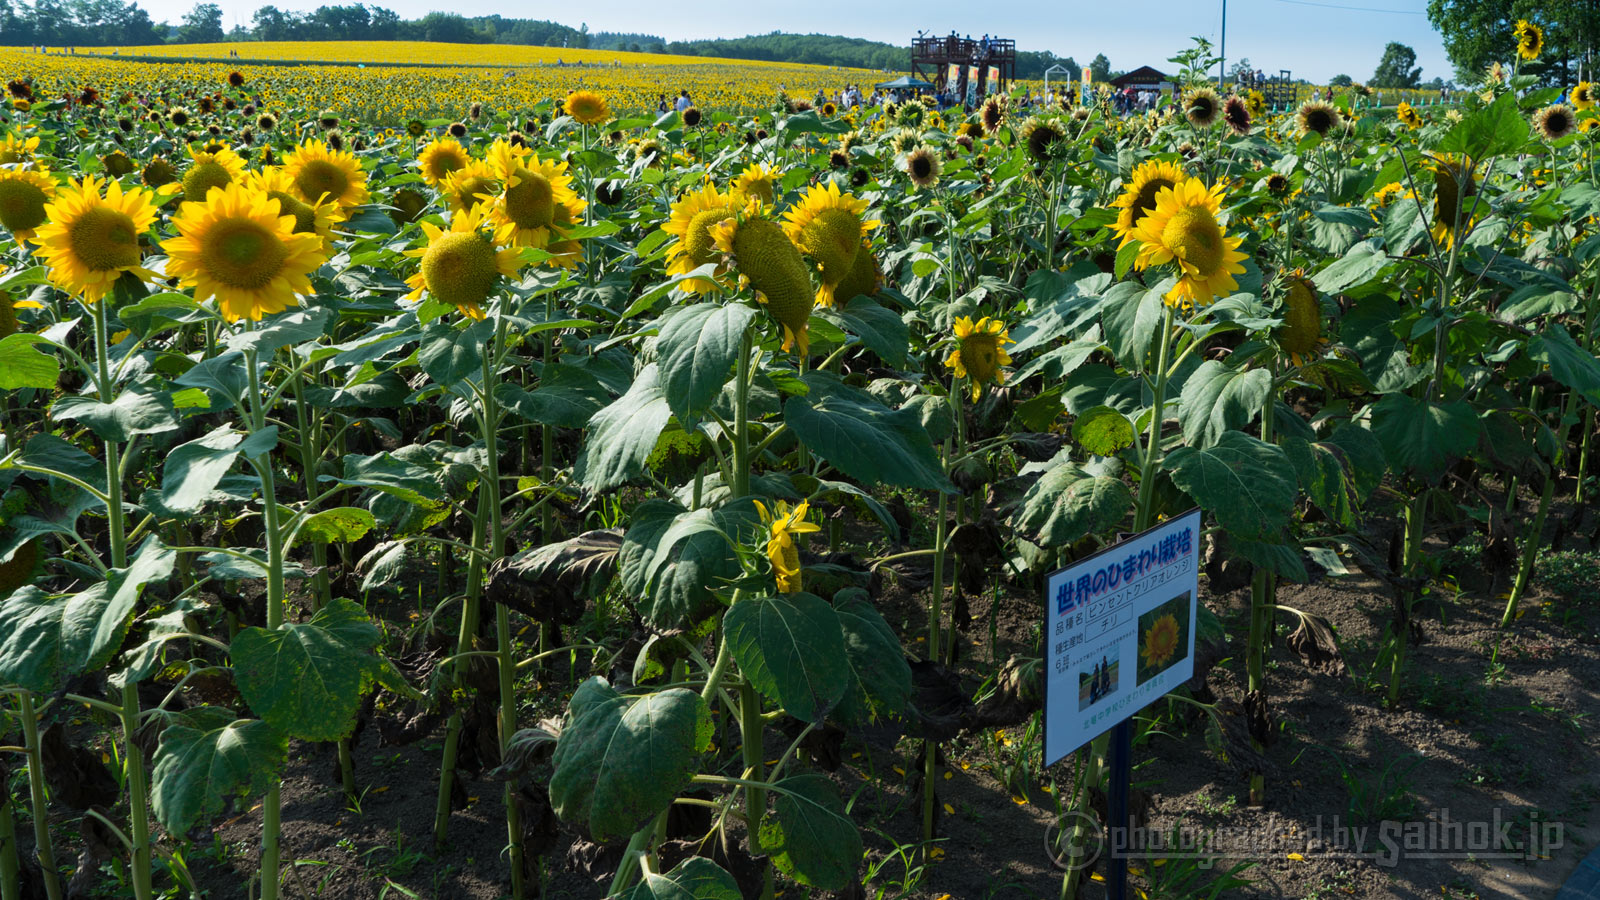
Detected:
left=1, top=28, right=1600, bottom=900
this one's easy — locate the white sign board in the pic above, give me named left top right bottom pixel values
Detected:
left=1043, top=509, right=1201, bottom=766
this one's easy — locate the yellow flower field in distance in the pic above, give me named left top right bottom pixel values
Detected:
left=82, top=40, right=819, bottom=70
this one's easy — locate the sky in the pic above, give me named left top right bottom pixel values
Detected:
left=130, top=0, right=1455, bottom=85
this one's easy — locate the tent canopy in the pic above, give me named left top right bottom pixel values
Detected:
left=875, top=75, right=935, bottom=90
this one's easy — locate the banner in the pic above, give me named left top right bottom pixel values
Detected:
left=966, top=65, right=981, bottom=106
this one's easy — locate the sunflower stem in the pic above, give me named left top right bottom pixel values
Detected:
left=18, top=693, right=62, bottom=900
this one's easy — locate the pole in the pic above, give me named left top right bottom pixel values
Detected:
left=1107, top=718, right=1132, bottom=900
left=1219, top=0, right=1228, bottom=91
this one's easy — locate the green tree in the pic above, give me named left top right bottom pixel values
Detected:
left=178, top=2, right=222, bottom=42
left=1427, top=0, right=1597, bottom=83
left=1089, top=53, right=1112, bottom=82
left=1229, top=57, right=1253, bottom=81
left=1371, top=41, right=1422, bottom=87
left=1329, top=73, right=1354, bottom=86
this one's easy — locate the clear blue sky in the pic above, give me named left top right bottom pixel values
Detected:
left=133, top=0, right=1455, bottom=85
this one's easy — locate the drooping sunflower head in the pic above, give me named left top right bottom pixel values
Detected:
left=730, top=162, right=778, bottom=206
left=1110, top=158, right=1188, bottom=248
left=1574, top=82, right=1597, bottom=112
left=1131, top=178, right=1249, bottom=309
left=1276, top=276, right=1327, bottom=366
left=980, top=95, right=1006, bottom=134
left=1371, top=181, right=1406, bottom=209
left=101, top=151, right=135, bottom=177
left=543, top=197, right=587, bottom=270
left=710, top=210, right=816, bottom=356
left=417, top=138, right=471, bottom=187
left=1430, top=155, right=1478, bottom=250
left=0, top=131, right=39, bottom=166
left=181, top=142, right=246, bottom=203
left=833, top=238, right=882, bottom=305
left=753, top=499, right=820, bottom=594
left=1141, top=614, right=1181, bottom=667
left=1022, top=116, right=1067, bottom=163
left=142, top=157, right=176, bottom=190
left=282, top=138, right=370, bottom=209
left=1514, top=19, right=1543, bottom=60
left=388, top=187, right=430, bottom=227
left=1185, top=87, right=1221, bottom=128
left=1534, top=104, right=1576, bottom=142
left=781, top=181, right=879, bottom=308
left=162, top=182, right=329, bottom=322
left=485, top=143, right=579, bottom=249
left=241, top=166, right=343, bottom=251
left=31, top=175, right=160, bottom=303
left=1222, top=95, right=1251, bottom=135
left=565, top=90, right=612, bottom=126
left=403, top=204, right=521, bottom=320
left=904, top=145, right=941, bottom=190
left=663, top=183, right=738, bottom=294
left=944, top=315, right=1015, bottom=400
left=0, top=167, right=55, bottom=239
left=1296, top=101, right=1342, bottom=137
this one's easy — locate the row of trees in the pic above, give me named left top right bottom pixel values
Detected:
left=658, top=32, right=1088, bottom=80
left=1426, top=0, right=1600, bottom=83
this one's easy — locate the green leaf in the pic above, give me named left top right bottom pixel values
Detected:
left=173, top=351, right=249, bottom=413
left=0, top=333, right=59, bottom=389
left=231, top=598, right=402, bottom=742
left=830, top=589, right=912, bottom=727
left=1527, top=323, right=1600, bottom=408
left=1100, top=281, right=1164, bottom=371
left=1436, top=92, right=1529, bottom=161
left=1010, top=461, right=1132, bottom=546
left=1176, top=361, right=1272, bottom=448
left=619, top=500, right=755, bottom=630
left=816, top=297, right=909, bottom=367
left=158, top=425, right=276, bottom=515
left=1312, top=241, right=1389, bottom=294
left=549, top=677, right=712, bottom=842
left=0, top=536, right=176, bottom=692
left=759, top=773, right=862, bottom=890
left=323, top=452, right=446, bottom=507
left=1325, top=422, right=1386, bottom=502
left=657, top=302, right=755, bottom=425
left=1072, top=405, right=1135, bottom=457
left=418, top=318, right=492, bottom=387
left=1282, top=437, right=1357, bottom=529
left=626, top=858, right=741, bottom=900
left=150, top=717, right=287, bottom=833
left=783, top=376, right=952, bottom=493
left=724, top=593, right=849, bottom=724
left=1369, top=395, right=1480, bottom=483
left=51, top=390, right=178, bottom=443
left=1165, top=431, right=1297, bottom=540
left=295, top=507, right=377, bottom=545
left=494, top=366, right=608, bottom=429
left=577, top=363, right=672, bottom=492
left=223, top=307, right=333, bottom=354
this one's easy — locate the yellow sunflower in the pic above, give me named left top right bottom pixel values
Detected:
left=1574, top=82, right=1596, bottom=112
left=282, top=138, right=370, bottom=210
left=162, top=182, right=329, bottom=322
left=0, top=131, right=40, bottom=165
left=484, top=140, right=580, bottom=249
left=1396, top=101, right=1420, bottom=130
left=442, top=159, right=498, bottom=213
left=542, top=198, right=586, bottom=270
left=1141, top=614, right=1181, bottom=668
left=0, top=166, right=56, bottom=239
left=1514, top=20, right=1542, bottom=61
left=662, top=183, right=738, bottom=294
left=781, top=181, right=879, bottom=308
left=1131, top=179, right=1249, bottom=309
left=1110, top=159, right=1188, bottom=250
left=565, top=90, right=612, bottom=126
left=1429, top=155, right=1478, bottom=251
left=417, top=138, right=471, bottom=187
left=754, top=499, right=820, bottom=594
left=181, top=142, right=247, bottom=203
left=730, top=162, right=778, bottom=206
left=710, top=209, right=816, bottom=355
left=833, top=238, right=882, bottom=304
left=31, top=175, right=160, bottom=303
left=240, top=166, right=343, bottom=253
left=944, top=316, right=1014, bottom=401
left=403, top=205, right=521, bottom=320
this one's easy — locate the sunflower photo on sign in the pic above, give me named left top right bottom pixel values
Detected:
left=1137, top=592, right=1191, bottom=686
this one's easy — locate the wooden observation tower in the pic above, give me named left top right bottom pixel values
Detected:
left=911, top=34, right=1017, bottom=96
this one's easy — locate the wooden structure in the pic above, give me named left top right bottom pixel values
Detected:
left=1109, top=66, right=1172, bottom=90
left=911, top=35, right=1016, bottom=95
left=1264, top=69, right=1295, bottom=110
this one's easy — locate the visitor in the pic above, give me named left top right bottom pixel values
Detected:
left=674, top=90, right=691, bottom=112
left=657, top=94, right=669, bottom=113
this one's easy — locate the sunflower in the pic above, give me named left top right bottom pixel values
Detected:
left=1021, top=116, right=1066, bottom=163
left=1131, top=179, right=1249, bottom=309
left=1141, top=614, right=1181, bottom=668
left=890, top=127, right=921, bottom=155
left=980, top=95, right=1006, bottom=134
left=1534, top=104, right=1576, bottom=141
left=442, top=160, right=498, bottom=213
left=662, top=183, right=738, bottom=293
left=240, top=166, right=343, bottom=252
left=1371, top=181, right=1406, bottom=209
left=1276, top=277, right=1327, bottom=366
left=142, top=157, right=177, bottom=190
left=543, top=198, right=586, bottom=270
left=31, top=175, right=160, bottom=303
left=781, top=181, right=879, bottom=307
left=730, top=162, right=777, bottom=206
left=1583, top=117, right=1600, bottom=135
left=710, top=210, right=816, bottom=355
left=417, top=138, right=471, bottom=187
left=1185, top=87, right=1221, bottom=128
left=754, top=499, right=820, bottom=594
left=1246, top=90, right=1266, bottom=117
left=181, top=142, right=246, bottom=203
left=1574, top=82, right=1597, bottom=112
left=1429, top=155, right=1478, bottom=250
left=821, top=101, right=838, bottom=117
left=169, top=107, right=190, bottom=127
left=162, top=183, right=328, bottom=322
left=681, top=106, right=702, bottom=128
left=282, top=138, right=369, bottom=210
left=1514, top=20, right=1543, bottom=61
left=1110, top=159, right=1188, bottom=249
left=944, top=316, right=1014, bottom=400
left=227, top=70, right=246, bottom=88
left=388, top=187, right=430, bottom=227
left=903, top=145, right=941, bottom=189
left=834, top=238, right=882, bottom=303
left=1296, top=101, right=1342, bottom=137
left=634, top=138, right=665, bottom=167
left=484, top=140, right=581, bottom=249
left=565, top=90, right=612, bottom=126
left=0, top=131, right=39, bottom=165
left=403, top=205, right=521, bottom=320
left=0, top=167, right=55, bottom=239
left=1397, top=101, right=1421, bottom=130
left=958, top=121, right=985, bottom=141
left=1222, top=96, right=1251, bottom=135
